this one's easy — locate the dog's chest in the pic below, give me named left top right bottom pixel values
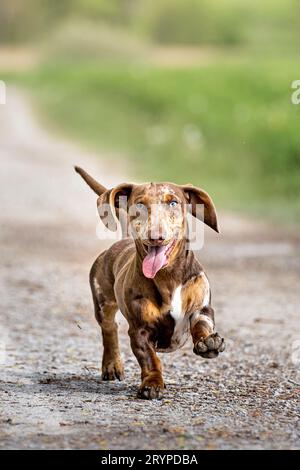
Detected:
left=155, top=285, right=190, bottom=353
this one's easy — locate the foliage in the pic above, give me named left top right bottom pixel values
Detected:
left=15, top=59, right=300, bottom=220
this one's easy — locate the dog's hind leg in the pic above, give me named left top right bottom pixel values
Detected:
left=99, top=302, right=124, bottom=380
left=90, top=258, right=124, bottom=381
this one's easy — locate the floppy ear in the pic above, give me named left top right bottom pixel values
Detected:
left=97, top=183, right=134, bottom=232
left=180, top=184, right=219, bottom=233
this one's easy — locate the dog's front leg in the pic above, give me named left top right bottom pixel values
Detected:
left=190, top=306, right=225, bottom=358
left=129, top=327, right=164, bottom=400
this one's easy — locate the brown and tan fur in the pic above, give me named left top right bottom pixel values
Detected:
left=75, top=166, right=225, bottom=399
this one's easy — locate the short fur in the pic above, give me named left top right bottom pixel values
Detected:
left=75, top=166, right=225, bottom=399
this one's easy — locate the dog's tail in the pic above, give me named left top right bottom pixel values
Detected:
left=74, top=166, right=107, bottom=196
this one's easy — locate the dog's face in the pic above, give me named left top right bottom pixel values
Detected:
left=97, top=182, right=219, bottom=278
left=129, top=183, right=185, bottom=241
left=74, top=167, right=218, bottom=279
left=128, top=183, right=187, bottom=278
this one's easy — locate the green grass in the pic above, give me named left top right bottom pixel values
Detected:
left=8, top=58, right=300, bottom=222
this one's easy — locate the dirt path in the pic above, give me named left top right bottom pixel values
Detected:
left=0, top=89, right=299, bottom=450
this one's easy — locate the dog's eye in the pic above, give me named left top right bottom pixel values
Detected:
left=169, top=200, right=178, bottom=208
left=135, top=202, right=145, bottom=211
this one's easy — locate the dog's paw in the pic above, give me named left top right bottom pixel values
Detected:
left=138, top=376, right=164, bottom=400
left=102, top=359, right=124, bottom=381
left=193, top=332, right=225, bottom=358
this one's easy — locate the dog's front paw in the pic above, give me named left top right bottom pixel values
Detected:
left=102, top=359, right=124, bottom=381
left=138, top=375, right=164, bottom=400
left=193, top=332, right=225, bottom=358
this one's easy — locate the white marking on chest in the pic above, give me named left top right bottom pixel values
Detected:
left=170, top=285, right=183, bottom=321
left=157, top=274, right=211, bottom=353
left=157, top=285, right=189, bottom=353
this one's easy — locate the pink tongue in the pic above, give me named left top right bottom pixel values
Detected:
left=142, top=245, right=168, bottom=278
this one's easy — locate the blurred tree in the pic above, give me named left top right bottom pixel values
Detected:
left=72, top=0, right=138, bottom=24
left=0, top=0, right=72, bottom=43
left=134, top=0, right=246, bottom=45
left=0, top=0, right=298, bottom=47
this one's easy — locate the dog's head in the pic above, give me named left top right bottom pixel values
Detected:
left=75, top=166, right=219, bottom=278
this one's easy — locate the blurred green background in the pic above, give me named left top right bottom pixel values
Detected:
left=1, top=0, right=300, bottom=221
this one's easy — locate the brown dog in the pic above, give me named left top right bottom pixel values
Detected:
left=75, top=166, right=225, bottom=399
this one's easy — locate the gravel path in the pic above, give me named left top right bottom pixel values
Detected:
left=0, top=89, right=299, bottom=450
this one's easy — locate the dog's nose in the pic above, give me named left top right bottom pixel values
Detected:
left=149, top=236, right=164, bottom=244
left=148, top=230, right=166, bottom=245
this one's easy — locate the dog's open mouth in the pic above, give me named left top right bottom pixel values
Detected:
left=142, top=240, right=176, bottom=279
